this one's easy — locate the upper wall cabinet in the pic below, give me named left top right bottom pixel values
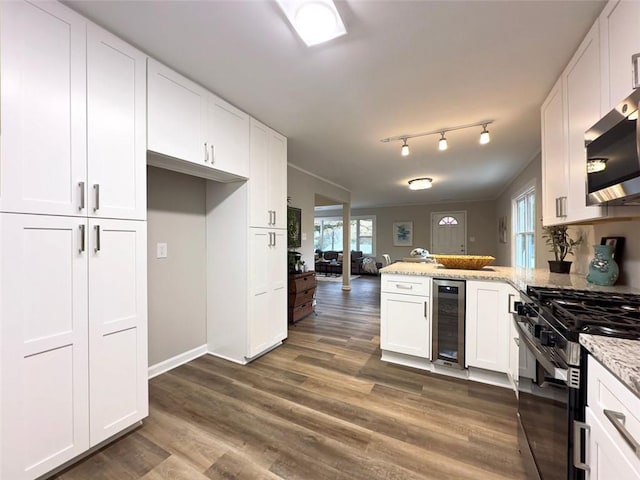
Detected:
left=599, top=0, right=640, bottom=112
left=147, top=59, right=249, bottom=182
left=0, top=2, right=146, bottom=220
left=249, top=118, right=287, bottom=229
left=0, top=0, right=87, bottom=217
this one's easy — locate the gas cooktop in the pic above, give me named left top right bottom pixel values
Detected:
left=526, top=286, right=640, bottom=340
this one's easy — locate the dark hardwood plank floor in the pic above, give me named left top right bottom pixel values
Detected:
left=54, top=275, right=527, bottom=480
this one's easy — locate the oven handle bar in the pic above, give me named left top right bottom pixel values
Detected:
left=513, top=319, right=568, bottom=383
left=573, top=421, right=591, bottom=471
left=604, top=409, right=640, bottom=458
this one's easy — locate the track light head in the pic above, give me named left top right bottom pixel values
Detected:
left=438, top=132, right=448, bottom=151
left=401, top=138, right=410, bottom=156
left=479, top=124, right=490, bottom=145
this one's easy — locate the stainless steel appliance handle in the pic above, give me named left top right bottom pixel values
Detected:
left=633, top=53, right=640, bottom=89
left=604, top=409, right=640, bottom=458
left=93, top=184, right=100, bottom=212
left=507, top=293, right=516, bottom=314
left=79, top=224, right=85, bottom=253
left=78, top=181, right=85, bottom=211
left=95, top=225, right=101, bottom=252
left=514, top=320, right=568, bottom=383
left=573, top=421, right=591, bottom=471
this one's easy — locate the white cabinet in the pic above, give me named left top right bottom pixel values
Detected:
left=147, top=59, right=249, bottom=181
left=508, top=318, right=519, bottom=392
left=247, top=228, right=287, bottom=358
left=380, top=275, right=430, bottom=359
left=0, top=0, right=87, bottom=217
left=466, top=280, right=517, bottom=374
left=1, top=214, right=89, bottom=480
left=599, top=0, right=640, bottom=111
left=541, top=77, right=568, bottom=226
left=249, top=118, right=288, bottom=229
left=87, top=25, right=147, bottom=220
left=584, top=355, right=640, bottom=478
left=88, top=219, right=148, bottom=445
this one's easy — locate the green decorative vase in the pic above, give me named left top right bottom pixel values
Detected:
left=586, top=244, right=619, bottom=286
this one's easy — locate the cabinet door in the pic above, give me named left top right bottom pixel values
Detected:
left=380, top=292, right=430, bottom=358
left=565, top=23, right=606, bottom=223
left=541, top=78, right=568, bottom=226
left=0, top=0, right=87, bottom=216
left=88, top=219, right=148, bottom=446
left=586, top=407, right=640, bottom=479
left=247, top=229, right=287, bottom=359
left=147, top=59, right=207, bottom=166
left=1, top=214, right=89, bottom=480
left=207, top=94, right=250, bottom=178
left=466, top=281, right=511, bottom=373
left=508, top=318, right=519, bottom=393
left=600, top=0, right=640, bottom=110
left=269, top=131, right=288, bottom=230
left=87, top=25, right=147, bottom=220
left=249, top=119, right=271, bottom=228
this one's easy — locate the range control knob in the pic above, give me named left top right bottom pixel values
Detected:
left=540, top=330, right=556, bottom=347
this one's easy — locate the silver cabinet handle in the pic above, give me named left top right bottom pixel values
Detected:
left=573, top=420, right=591, bottom=471
left=78, top=181, right=85, bottom=211
left=561, top=196, right=567, bottom=217
left=211, top=144, right=215, bottom=164
left=93, top=184, right=100, bottom=212
left=272, top=231, right=276, bottom=247
left=424, top=301, right=427, bottom=318
left=555, top=197, right=560, bottom=218
left=95, top=225, right=101, bottom=252
left=273, top=210, right=276, bottom=225
left=79, top=224, right=85, bottom=253
left=633, top=53, right=640, bottom=89
left=204, top=142, right=209, bottom=163
left=396, top=284, right=413, bottom=290
left=508, top=293, right=516, bottom=314
left=604, top=409, right=640, bottom=458
left=514, top=337, right=520, bottom=346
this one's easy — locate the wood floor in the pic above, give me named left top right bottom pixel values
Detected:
left=54, top=276, right=527, bottom=480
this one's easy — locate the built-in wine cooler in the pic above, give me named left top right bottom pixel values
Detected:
left=432, top=279, right=466, bottom=368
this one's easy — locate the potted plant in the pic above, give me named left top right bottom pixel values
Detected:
left=542, top=225, right=582, bottom=274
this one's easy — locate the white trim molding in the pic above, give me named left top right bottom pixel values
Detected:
left=148, top=344, right=208, bottom=379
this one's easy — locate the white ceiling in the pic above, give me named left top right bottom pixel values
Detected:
left=66, top=0, right=605, bottom=208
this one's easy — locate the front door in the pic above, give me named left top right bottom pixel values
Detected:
left=431, top=211, right=467, bottom=254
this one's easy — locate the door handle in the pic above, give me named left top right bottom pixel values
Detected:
left=93, top=184, right=100, bottom=212
left=78, top=181, right=85, bottom=211
left=79, top=224, right=85, bottom=253
left=95, top=225, right=101, bottom=252
left=573, top=421, right=591, bottom=471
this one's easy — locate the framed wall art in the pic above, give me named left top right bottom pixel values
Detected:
left=393, top=221, right=413, bottom=246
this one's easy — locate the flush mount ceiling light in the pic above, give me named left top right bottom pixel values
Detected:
left=408, top=177, right=433, bottom=190
left=380, top=120, right=494, bottom=156
left=587, top=158, right=608, bottom=173
left=275, top=0, right=347, bottom=47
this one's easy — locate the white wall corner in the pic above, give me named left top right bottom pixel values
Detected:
left=148, top=344, right=208, bottom=379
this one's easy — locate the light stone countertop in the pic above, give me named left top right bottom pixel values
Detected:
left=381, top=261, right=640, bottom=396
left=579, top=335, right=640, bottom=399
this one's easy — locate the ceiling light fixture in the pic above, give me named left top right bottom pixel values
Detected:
left=275, top=0, right=347, bottom=47
left=587, top=158, right=607, bottom=174
left=479, top=124, right=490, bottom=144
left=380, top=120, right=494, bottom=155
left=401, top=138, right=410, bottom=156
left=408, top=177, right=433, bottom=190
left=438, top=132, right=448, bottom=151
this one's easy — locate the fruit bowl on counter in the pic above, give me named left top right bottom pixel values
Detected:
left=431, top=254, right=495, bottom=270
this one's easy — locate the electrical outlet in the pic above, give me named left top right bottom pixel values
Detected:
left=156, top=242, right=168, bottom=259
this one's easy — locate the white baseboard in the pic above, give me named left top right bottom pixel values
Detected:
left=148, top=344, right=208, bottom=379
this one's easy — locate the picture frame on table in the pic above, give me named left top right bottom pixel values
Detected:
left=393, top=221, right=413, bottom=246
left=600, top=236, right=625, bottom=261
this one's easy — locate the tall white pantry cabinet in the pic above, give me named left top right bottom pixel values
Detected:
left=0, top=2, right=148, bottom=479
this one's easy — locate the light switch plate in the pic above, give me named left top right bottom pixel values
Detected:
left=156, top=242, right=168, bottom=259
left=302, top=232, right=307, bottom=241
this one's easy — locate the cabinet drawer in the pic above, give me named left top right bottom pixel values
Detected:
left=289, top=288, right=315, bottom=307
left=290, top=301, right=314, bottom=323
left=381, top=274, right=430, bottom=296
left=588, top=355, right=640, bottom=468
left=289, top=273, right=316, bottom=292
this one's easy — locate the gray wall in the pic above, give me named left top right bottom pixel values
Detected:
left=147, top=166, right=207, bottom=366
left=317, top=201, right=498, bottom=264
left=594, top=219, right=640, bottom=288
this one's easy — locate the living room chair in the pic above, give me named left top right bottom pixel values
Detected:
left=382, top=254, right=391, bottom=265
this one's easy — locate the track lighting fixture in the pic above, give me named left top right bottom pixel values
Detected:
left=380, top=120, right=494, bottom=155
left=438, top=132, right=448, bottom=151
left=401, top=138, right=410, bottom=156
left=408, top=178, right=433, bottom=190
left=479, top=124, right=490, bottom=144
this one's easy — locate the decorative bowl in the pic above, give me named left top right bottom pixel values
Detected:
left=431, top=254, right=495, bottom=270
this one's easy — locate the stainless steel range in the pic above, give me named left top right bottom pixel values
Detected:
left=513, top=286, right=640, bottom=480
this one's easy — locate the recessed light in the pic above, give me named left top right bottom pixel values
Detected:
left=276, top=0, right=347, bottom=46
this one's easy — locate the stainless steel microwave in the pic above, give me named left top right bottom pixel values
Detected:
left=585, top=88, right=640, bottom=206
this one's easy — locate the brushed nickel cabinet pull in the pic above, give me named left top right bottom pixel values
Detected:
left=79, top=224, right=85, bottom=253
left=78, top=181, right=85, bottom=211
left=204, top=142, right=209, bottom=163
left=604, top=409, right=640, bottom=457
left=95, top=225, right=101, bottom=252
left=508, top=293, right=516, bottom=314
left=211, top=144, right=215, bottom=164
left=273, top=210, right=276, bottom=225
left=424, top=301, right=427, bottom=318
left=633, top=53, right=640, bottom=89
left=93, top=184, right=100, bottom=212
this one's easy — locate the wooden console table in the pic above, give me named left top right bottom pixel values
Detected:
left=288, top=271, right=317, bottom=323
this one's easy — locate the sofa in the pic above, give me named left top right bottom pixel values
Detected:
left=314, top=250, right=381, bottom=275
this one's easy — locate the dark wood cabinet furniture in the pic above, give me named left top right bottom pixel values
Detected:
left=288, top=271, right=316, bottom=323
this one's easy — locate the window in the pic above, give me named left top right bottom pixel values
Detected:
left=513, top=187, right=535, bottom=269
left=438, top=216, right=459, bottom=226
left=314, top=216, right=376, bottom=254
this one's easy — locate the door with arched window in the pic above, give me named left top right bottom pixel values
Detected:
left=430, top=211, right=467, bottom=254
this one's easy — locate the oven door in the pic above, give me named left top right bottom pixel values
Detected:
left=515, top=319, right=584, bottom=480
